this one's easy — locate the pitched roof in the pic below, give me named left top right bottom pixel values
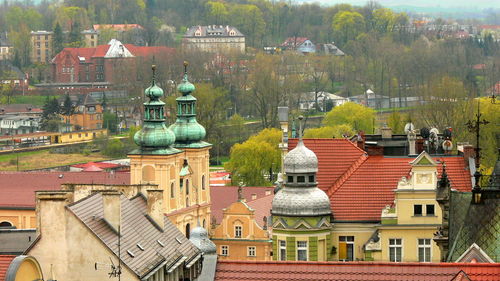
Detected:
left=93, top=24, right=144, bottom=31
left=0, top=229, right=36, bottom=255
left=288, top=139, right=367, bottom=192
left=0, top=255, right=15, bottom=281
left=331, top=156, right=471, bottom=221
left=246, top=194, right=273, bottom=228
left=68, top=193, right=200, bottom=279
left=214, top=260, right=500, bottom=281
left=281, top=37, right=309, bottom=47
left=210, top=186, right=274, bottom=225
left=0, top=171, right=130, bottom=209
left=184, top=25, right=244, bottom=37
left=289, top=138, right=472, bottom=222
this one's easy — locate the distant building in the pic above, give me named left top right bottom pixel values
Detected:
left=0, top=114, right=40, bottom=136
left=30, top=31, right=53, bottom=63
left=348, top=89, right=390, bottom=109
left=60, top=93, right=103, bottom=131
left=81, top=29, right=99, bottom=47
left=0, top=32, right=13, bottom=61
left=317, top=42, right=345, bottom=56
left=50, top=39, right=174, bottom=85
left=0, top=64, right=28, bottom=89
left=280, top=37, right=316, bottom=54
left=183, top=25, right=245, bottom=54
left=298, top=91, right=348, bottom=111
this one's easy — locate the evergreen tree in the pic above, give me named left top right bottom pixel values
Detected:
left=41, top=97, right=61, bottom=131
left=53, top=22, right=64, bottom=55
left=68, top=21, right=82, bottom=47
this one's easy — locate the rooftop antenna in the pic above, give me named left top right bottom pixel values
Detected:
left=466, top=100, right=489, bottom=171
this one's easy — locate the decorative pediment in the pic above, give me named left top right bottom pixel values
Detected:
left=316, top=217, right=331, bottom=228
left=410, top=151, right=437, bottom=167
left=455, top=243, right=494, bottom=263
left=293, top=219, right=313, bottom=230
left=272, top=218, right=288, bottom=229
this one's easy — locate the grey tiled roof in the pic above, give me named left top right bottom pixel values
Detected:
left=68, top=193, right=201, bottom=278
left=184, top=25, right=244, bottom=37
left=448, top=190, right=500, bottom=262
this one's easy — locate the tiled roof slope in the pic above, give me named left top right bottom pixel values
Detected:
left=0, top=171, right=130, bottom=209
left=246, top=194, right=273, bottom=228
left=288, top=139, right=366, bottom=192
left=0, top=255, right=15, bottom=281
left=210, top=186, right=274, bottom=225
left=68, top=193, right=200, bottom=279
left=332, top=156, right=472, bottom=221
left=214, top=260, right=500, bottom=281
left=448, top=191, right=499, bottom=262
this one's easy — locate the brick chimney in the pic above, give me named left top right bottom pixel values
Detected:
left=147, top=189, right=164, bottom=230
left=381, top=125, right=392, bottom=139
left=461, top=144, right=476, bottom=168
left=102, top=191, right=121, bottom=232
left=356, top=131, right=366, bottom=150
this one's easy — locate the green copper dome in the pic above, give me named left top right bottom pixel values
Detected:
left=129, top=65, right=181, bottom=155
left=169, top=62, right=210, bottom=149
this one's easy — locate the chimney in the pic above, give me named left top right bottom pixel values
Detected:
left=356, top=131, right=365, bottom=150
left=381, top=125, right=392, bottom=139
left=461, top=145, right=476, bottom=168
left=35, top=191, right=74, bottom=236
left=102, top=191, right=121, bottom=232
left=408, top=130, right=417, bottom=156
left=147, top=189, right=164, bottom=230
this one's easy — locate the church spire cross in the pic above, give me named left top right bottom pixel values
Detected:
left=298, top=115, right=304, bottom=142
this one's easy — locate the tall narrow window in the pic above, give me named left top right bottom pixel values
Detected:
left=247, top=246, right=256, bottom=257
left=418, top=239, right=431, bottom=262
left=221, top=245, right=229, bottom=256
left=170, top=183, right=175, bottom=198
left=389, top=238, right=402, bottom=262
left=202, top=175, right=206, bottom=190
left=234, top=225, right=242, bottom=238
left=279, top=240, right=286, bottom=261
left=186, top=180, right=190, bottom=195
left=339, top=236, right=355, bottom=261
left=297, top=241, right=308, bottom=261
left=185, top=223, right=190, bottom=239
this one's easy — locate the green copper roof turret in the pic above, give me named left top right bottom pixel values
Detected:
left=169, top=61, right=211, bottom=149
left=130, top=65, right=181, bottom=155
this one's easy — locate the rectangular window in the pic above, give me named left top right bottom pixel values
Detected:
left=235, top=226, right=242, bottom=238
left=414, top=204, right=422, bottom=216
left=297, top=176, right=305, bottom=183
left=426, top=204, right=435, bottom=216
left=418, top=239, right=431, bottom=262
left=339, top=236, right=355, bottom=261
left=389, top=238, right=402, bottom=262
left=297, top=241, right=308, bottom=261
left=221, top=245, right=228, bottom=256
left=247, top=246, right=256, bottom=257
left=279, top=240, right=286, bottom=261
left=287, top=176, right=293, bottom=183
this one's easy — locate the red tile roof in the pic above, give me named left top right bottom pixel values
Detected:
left=246, top=194, right=273, bottom=228
left=331, top=156, right=471, bottom=221
left=210, top=186, right=274, bottom=225
left=0, top=171, right=130, bottom=209
left=214, top=260, right=500, bottom=281
left=93, top=24, right=144, bottom=31
left=288, top=139, right=367, bottom=192
left=289, top=138, right=472, bottom=222
left=0, top=255, right=15, bottom=281
left=125, top=45, right=175, bottom=57
left=71, top=161, right=122, bottom=170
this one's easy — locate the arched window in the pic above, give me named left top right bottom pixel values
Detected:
left=185, top=223, right=190, bottom=239
left=186, top=196, right=190, bottom=207
left=170, top=183, right=175, bottom=198
left=186, top=180, right=190, bottom=195
left=0, top=221, right=13, bottom=228
left=202, top=175, right=206, bottom=190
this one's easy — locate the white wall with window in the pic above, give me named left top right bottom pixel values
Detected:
left=418, top=238, right=431, bottom=262
left=389, top=238, right=402, bottom=262
left=247, top=246, right=256, bottom=257
left=297, top=241, right=308, bottom=261
left=221, top=245, right=229, bottom=256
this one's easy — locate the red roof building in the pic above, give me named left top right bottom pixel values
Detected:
left=288, top=139, right=472, bottom=222
left=50, top=39, right=174, bottom=85
left=0, top=255, right=15, bottom=280
left=214, top=260, right=500, bottom=281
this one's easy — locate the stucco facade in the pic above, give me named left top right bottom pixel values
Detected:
left=0, top=209, right=36, bottom=229
left=212, top=200, right=272, bottom=261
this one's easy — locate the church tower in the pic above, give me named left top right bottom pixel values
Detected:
left=168, top=62, right=212, bottom=234
left=271, top=116, right=333, bottom=261
left=128, top=64, right=211, bottom=237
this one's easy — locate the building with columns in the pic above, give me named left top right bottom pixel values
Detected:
left=128, top=63, right=211, bottom=238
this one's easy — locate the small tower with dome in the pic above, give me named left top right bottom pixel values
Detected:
left=271, top=116, right=333, bottom=261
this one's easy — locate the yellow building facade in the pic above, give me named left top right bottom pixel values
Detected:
left=0, top=209, right=36, bottom=229
left=4, top=255, right=44, bottom=281
left=212, top=200, right=272, bottom=261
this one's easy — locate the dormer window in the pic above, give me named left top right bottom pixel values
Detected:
left=229, top=30, right=235, bottom=36
left=287, top=176, right=293, bottom=183
left=297, top=176, right=305, bottom=183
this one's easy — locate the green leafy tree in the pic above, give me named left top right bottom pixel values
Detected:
left=10, top=24, right=31, bottom=67
left=103, top=139, right=126, bottom=158
left=332, top=10, right=365, bottom=45
left=387, top=111, right=405, bottom=134
left=229, top=4, right=266, bottom=46
left=205, top=1, right=229, bottom=24
left=225, top=128, right=281, bottom=186
left=322, top=102, right=375, bottom=133
left=41, top=97, right=61, bottom=132
left=304, top=124, right=354, bottom=138
left=103, top=112, right=119, bottom=134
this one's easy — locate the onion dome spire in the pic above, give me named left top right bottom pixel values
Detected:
left=130, top=65, right=180, bottom=155
left=169, top=61, right=210, bottom=148
left=272, top=116, right=331, bottom=217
